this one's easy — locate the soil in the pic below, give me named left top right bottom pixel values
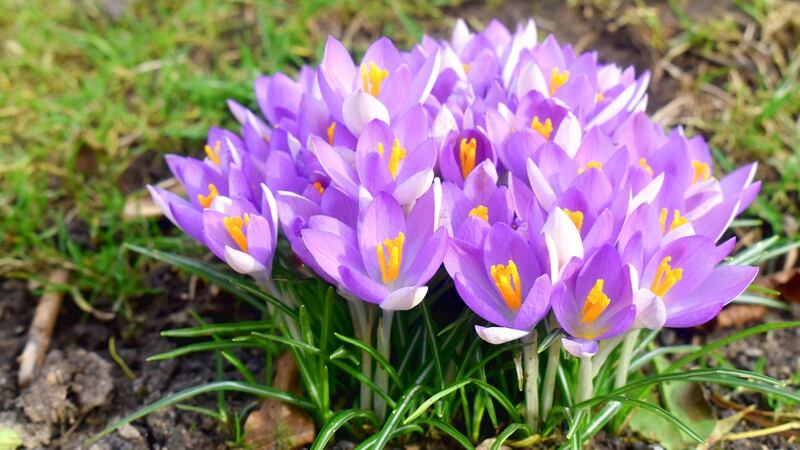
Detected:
left=2, top=1, right=797, bottom=449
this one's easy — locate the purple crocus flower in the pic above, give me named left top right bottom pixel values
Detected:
left=301, top=185, right=448, bottom=310
left=444, top=222, right=556, bottom=344
left=552, top=244, right=636, bottom=357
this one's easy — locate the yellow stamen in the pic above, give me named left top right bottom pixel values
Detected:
left=563, top=208, right=584, bottom=232
left=377, top=138, right=407, bottom=179
left=595, top=91, right=605, bottom=102
left=531, top=116, right=553, bottom=140
left=327, top=122, right=336, bottom=145
left=204, top=141, right=221, bottom=165
left=223, top=213, right=250, bottom=253
left=659, top=208, right=689, bottom=234
left=459, top=137, right=477, bottom=179
left=580, top=279, right=610, bottom=324
left=691, top=160, right=711, bottom=184
left=463, top=63, right=470, bottom=74
left=469, top=205, right=489, bottom=222
left=577, top=160, right=603, bottom=174
left=490, top=260, right=522, bottom=311
left=313, top=181, right=325, bottom=194
left=361, top=61, right=389, bottom=97
left=651, top=256, right=683, bottom=297
left=639, top=158, right=654, bottom=175
left=197, top=184, right=219, bottom=208
left=549, top=67, right=569, bottom=96
left=376, top=232, right=405, bottom=285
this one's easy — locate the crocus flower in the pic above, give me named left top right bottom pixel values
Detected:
left=444, top=222, right=556, bottom=344
left=301, top=185, right=447, bottom=310
left=552, top=244, right=636, bottom=357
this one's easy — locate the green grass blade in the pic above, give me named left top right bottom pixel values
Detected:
left=372, top=385, right=424, bottom=450
left=335, top=332, right=403, bottom=388
left=417, top=418, right=475, bottom=449
left=597, top=395, right=704, bottom=443
left=491, top=423, right=530, bottom=450
left=422, top=301, right=445, bottom=414
left=241, top=332, right=321, bottom=353
left=328, top=359, right=397, bottom=410
left=665, top=321, right=800, bottom=372
left=310, top=409, right=378, bottom=450
left=405, top=380, right=471, bottom=424
left=161, top=320, right=273, bottom=337
left=86, top=381, right=312, bottom=445
left=628, top=345, right=701, bottom=372
left=734, top=293, right=792, bottom=311
left=146, top=341, right=261, bottom=361
left=538, top=328, right=563, bottom=353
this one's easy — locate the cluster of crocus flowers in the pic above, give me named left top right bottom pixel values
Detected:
left=149, top=18, right=759, bottom=363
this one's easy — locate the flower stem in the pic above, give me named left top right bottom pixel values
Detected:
left=540, top=337, right=561, bottom=421
left=374, top=309, right=393, bottom=421
left=578, top=356, right=593, bottom=403
left=590, top=334, right=624, bottom=377
left=346, top=297, right=373, bottom=411
left=615, top=328, right=640, bottom=389
left=523, top=330, right=539, bottom=432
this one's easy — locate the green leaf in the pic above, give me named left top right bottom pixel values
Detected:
left=405, top=380, right=471, bottom=424
left=491, top=423, right=530, bottom=450
left=334, top=332, right=403, bottom=388
left=87, top=381, right=312, bottom=445
left=146, top=341, right=261, bottom=361
left=371, top=385, right=424, bottom=450
left=242, top=332, right=321, bottom=353
left=311, top=409, right=378, bottom=450
left=161, top=320, right=274, bottom=337
left=627, top=392, right=705, bottom=449
left=415, top=418, right=475, bottom=449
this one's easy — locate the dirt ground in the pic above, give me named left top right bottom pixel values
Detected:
left=2, top=1, right=798, bottom=449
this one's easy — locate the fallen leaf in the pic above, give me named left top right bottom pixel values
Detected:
left=714, top=304, right=768, bottom=330
left=244, top=352, right=315, bottom=449
left=760, top=269, right=800, bottom=304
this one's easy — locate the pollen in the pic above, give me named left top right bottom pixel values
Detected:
left=659, top=208, right=689, bottom=234
left=531, top=116, right=553, bottom=140
left=376, top=232, right=405, bottom=285
left=377, top=138, right=407, bottom=179
left=580, top=279, right=610, bottom=324
left=469, top=205, right=489, bottom=221
left=361, top=61, right=389, bottom=97
left=459, top=137, right=477, bottom=179
left=651, top=256, right=683, bottom=297
left=578, top=160, right=603, bottom=174
left=563, top=208, right=584, bottom=232
left=595, top=91, right=605, bottom=102
left=463, top=63, right=470, bottom=74
left=223, top=213, right=250, bottom=253
left=549, top=67, right=569, bottom=96
left=197, top=183, right=219, bottom=208
left=691, top=160, right=711, bottom=184
left=204, top=141, right=221, bottom=165
left=639, top=158, right=654, bottom=175
left=313, top=181, right=325, bottom=194
left=490, top=260, right=522, bottom=311
left=327, top=122, right=336, bottom=145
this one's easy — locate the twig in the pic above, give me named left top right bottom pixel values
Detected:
left=17, top=268, right=69, bottom=387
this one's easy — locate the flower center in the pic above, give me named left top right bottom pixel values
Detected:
left=531, top=116, right=553, bottom=140
left=462, top=63, right=470, bottom=74
left=596, top=91, right=605, bottom=102
left=223, top=213, right=250, bottom=253
left=691, top=160, right=711, bottom=184
left=490, top=259, right=522, bottom=311
left=469, top=205, right=489, bottom=221
left=550, top=67, right=569, bottom=96
left=578, top=161, right=602, bottom=174
left=459, top=137, right=477, bottom=179
left=197, top=183, right=219, bottom=208
left=204, top=141, right=221, bottom=165
left=361, top=61, right=389, bottom=97
left=327, top=122, right=336, bottom=145
left=659, top=208, right=689, bottom=234
left=377, top=138, right=407, bottom=179
left=639, top=158, right=654, bottom=175
left=580, top=279, right=610, bottom=324
left=312, top=181, right=325, bottom=194
left=563, top=208, right=584, bottom=232
left=651, top=256, right=682, bottom=297
left=376, top=232, right=405, bottom=286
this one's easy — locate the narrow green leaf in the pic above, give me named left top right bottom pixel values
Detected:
left=600, top=395, right=704, bottom=443
left=538, top=328, right=563, bottom=353
left=422, top=301, right=445, bottom=414
left=310, top=409, right=378, bottom=450
left=87, top=381, right=312, bottom=445
left=242, top=332, right=321, bottom=353
left=491, top=423, right=530, bottom=450
left=328, top=359, right=397, bottom=409
left=146, top=341, right=261, bottom=361
left=405, top=380, right=471, bottom=424
left=335, top=332, right=403, bottom=388
left=161, top=320, right=273, bottom=337
left=415, top=418, right=475, bottom=449
left=734, top=293, right=792, bottom=311
left=371, top=385, right=424, bottom=450
left=629, top=345, right=701, bottom=372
